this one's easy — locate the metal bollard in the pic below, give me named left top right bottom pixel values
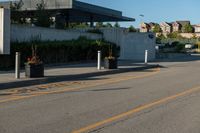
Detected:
left=15, top=52, right=20, bottom=79
left=145, top=50, right=148, bottom=64
left=97, top=51, right=101, bottom=70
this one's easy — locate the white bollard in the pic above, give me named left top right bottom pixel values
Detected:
left=15, top=52, right=20, bottom=79
left=97, top=51, right=101, bottom=70
left=145, top=50, right=148, bottom=64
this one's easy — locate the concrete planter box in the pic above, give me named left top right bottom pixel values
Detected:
left=104, top=58, right=118, bottom=69
left=25, top=64, right=44, bottom=78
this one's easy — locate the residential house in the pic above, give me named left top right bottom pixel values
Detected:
left=172, top=22, right=181, bottom=32
left=140, top=22, right=150, bottom=32
left=176, top=21, right=190, bottom=26
left=194, top=24, right=200, bottom=33
left=176, top=21, right=191, bottom=32
left=149, top=22, right=159, bottom=32
left=171, top=21, right=191, bottom=33
left=160, top=22, right=172, bottom=33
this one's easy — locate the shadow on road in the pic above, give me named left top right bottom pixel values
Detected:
left=91, top=87, right=131, bottom=92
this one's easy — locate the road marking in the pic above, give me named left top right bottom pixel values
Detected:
left=0, top=68, right=160, bottom=104
left=72, top=85, right=200, bottom=133
left=0, top=94, right=42, bottom=103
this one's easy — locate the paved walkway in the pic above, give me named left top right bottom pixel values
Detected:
left=0, top=63, right=101, bottom=84
left=0, top=60, right=158, bottom=90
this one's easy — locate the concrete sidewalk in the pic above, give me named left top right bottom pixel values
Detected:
left=0, top=60, right=159, bottom=90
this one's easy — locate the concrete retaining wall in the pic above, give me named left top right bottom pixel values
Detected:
left=101, top=28, right=156, bottom=61
left=180, top=33, right=200, bottom=38
left=120, top=33, right=155, bottom=61
left=11, top=25, right=102, bottom=42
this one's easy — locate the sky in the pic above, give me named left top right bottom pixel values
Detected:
left=80, top=0, right=200, bottom=28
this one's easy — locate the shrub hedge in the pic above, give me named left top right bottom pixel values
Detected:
left=0, top=37, right=120, bottom=70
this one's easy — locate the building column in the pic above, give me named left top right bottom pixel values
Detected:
left=55, top=12, right=66, bottom=29
left=65, top=11, right=69, bottom=28
left=0, top=8, right=10, bottom=55
left=90, top=15, right=94, bottom=27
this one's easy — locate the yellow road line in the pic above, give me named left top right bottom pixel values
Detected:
left=0, top=68, right=160, bottom=104
left=72, top=85, right=200, bottom=133
left=0, top=94, right=43, bottom=103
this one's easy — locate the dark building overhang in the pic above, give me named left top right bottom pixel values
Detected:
left=71, top=1, right=134, bottom=22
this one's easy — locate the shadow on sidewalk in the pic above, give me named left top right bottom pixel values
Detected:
left=0, top=64, right=159, bottom=90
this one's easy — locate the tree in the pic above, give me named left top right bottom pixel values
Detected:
left=67, top=22, right=89, bottom=28
left=105, top=23, right=113, bottom=28
left=182, top=24, right=193, bottom=33
left=75, top=23, right=89, bottom=28
left=167, top=32, right=182, bottom=38
left=156, top=33, right=166, bottom=44
left=192, top=34, right=197, bottom=39
left=96, top=22, right=113, bottom=28
left=114, top=22, right=120, bottom=28
left=128, top=25, right=137, bottom=32
left=96, top=22, right=104, bottom=28
left=152, top=24, right=161, bottom=33
left=10, top=0, right=27, bottom=24
left=34, top=0, right=53, bottom=27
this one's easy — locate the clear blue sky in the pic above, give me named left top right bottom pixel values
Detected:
left=80, top=0, right=200, bottom=28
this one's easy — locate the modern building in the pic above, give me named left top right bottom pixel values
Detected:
left=0, top=0, right=135, bottom=27
left=1, top=1, right=157, bottom=61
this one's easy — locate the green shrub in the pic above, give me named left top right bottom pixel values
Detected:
left=128, top=26, right=137, bottom=32
left=175, top=44, right=185, bottom=52
left=87, top=29, right=103, bottom=34
left=0, top=37, right=119, bottom=70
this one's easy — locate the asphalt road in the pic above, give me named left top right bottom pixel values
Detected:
left=1, top=60, right=200, bottom=133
